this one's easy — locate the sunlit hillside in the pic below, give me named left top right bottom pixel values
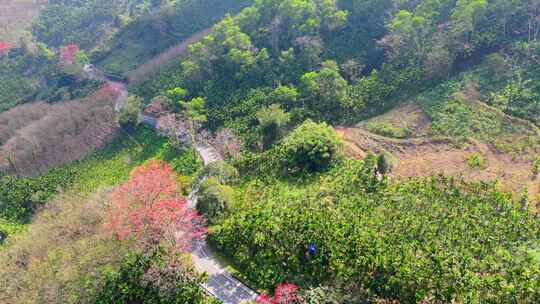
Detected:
left=0, top=0, right=47, bottom=43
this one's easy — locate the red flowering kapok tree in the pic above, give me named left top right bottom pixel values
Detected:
left=256, top=282, right=301, bottom=304
left=59, top=43, right=80, bottom=64
left=0, top=41, right=11, bottom=56
left=255, top=294, right=274, bottom=304
left=106, top=160, right=207, bottom=253
left=94, top=82, right=121, bottom=101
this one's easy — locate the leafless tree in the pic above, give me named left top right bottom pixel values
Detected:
left=212, top=128, right=243, bottom=160
left=0, top=102, right=52, bottom=145
left=0, top=92, right=119, bottom=176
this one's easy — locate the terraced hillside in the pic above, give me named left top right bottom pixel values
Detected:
left=0, top=0, right=47, bottom=43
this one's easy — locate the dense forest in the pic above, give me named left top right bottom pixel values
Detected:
left=1, top=0, right=540, bottom=303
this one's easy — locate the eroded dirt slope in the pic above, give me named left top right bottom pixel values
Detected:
left=338, top=102, right=540, bottom=201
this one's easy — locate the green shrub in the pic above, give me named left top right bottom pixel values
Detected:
left=377, top=151, right=398, bottom=174
left=119, top=95, right=143, bottom=129
left=467, top=152, right=487, bottom=169
left=256, top=104, right=290, bottom=149
left=197, top=161, right=238, bottom=184
left=533, top=156, right=540, bottom=177
left=366, top=122, right=412, bottom=139
left=212, top=160, right=540, bottom=302
left=157, top=142, right=203, bottom=176
left=196, top=177, right=233, bottom=224
left=94, top=249, right=212, bottom=304
left=279, top=120, right=341, bottom=174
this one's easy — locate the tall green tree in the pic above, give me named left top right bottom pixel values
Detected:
left=119, top=95, right=143, bottom=129
left=256, top=104, right=290, bottom=149
left=300, top=60, right=349, bottom=121
left=180, top=97, right=207, bottom=148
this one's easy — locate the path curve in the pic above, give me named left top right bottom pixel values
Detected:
left=189, top=143, right=259, bottom=304
left=99, top=25, right=260, bottom=303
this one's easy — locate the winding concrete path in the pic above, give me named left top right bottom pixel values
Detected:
left=102, top=26, right=260, bottom=303
left=113, top=95, right=258, bottom=304
left=188, top=143, right=258, bottom=303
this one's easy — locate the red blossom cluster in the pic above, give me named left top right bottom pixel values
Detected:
left=106, top=160, right=207, bottom=252
left=59, top=43, right=80, bottom=64
left=0, top=41, right=11, bottom=55
left=94, top=82, right=121, bottom=100
left=256, top=283, right=300, bottom=304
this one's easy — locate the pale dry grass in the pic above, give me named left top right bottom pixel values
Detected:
left=0, top=0, right=47, bottom=43
left=0, top=189, right=127, bottom=304
left=127, top=28, right=212, bottom=85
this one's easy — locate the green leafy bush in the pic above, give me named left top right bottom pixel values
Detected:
left=533, top=156, right=540, bottom=177
left=157, top=142, right=202, bottom=176
left=196, top=177, right=233, bottom=224
left=467, top=152, right=488, bottom=169
left=94, top=250, right=213, bottom=304
left=119, top=95, right=143, bottom=129
left=365, top=121, right=412, bottom=138
left=279, top=120, right=341, bottom=174
left=197, top=161, right=238, bottom=184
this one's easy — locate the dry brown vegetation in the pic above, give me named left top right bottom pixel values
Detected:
left=0, top=102, right=52, bottom=145
left=0, top=0, right=47, bottom=44
left=0, top=90, right=119, bottom=176
left=0, top=189, right=127, bottom=304
left=337, top=102, right=540, bottom=201
left=126, top=28, right=212, bottom=85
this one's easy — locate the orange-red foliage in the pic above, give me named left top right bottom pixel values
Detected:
left=0, top=41, right=11, bottom=54
left=106, top=160, right=207, bottom=253
left=59, top=43, right=80, bottom=64
left=0, top=41, right=10, bottom=49
left=257, top=283, right=300, bottom=304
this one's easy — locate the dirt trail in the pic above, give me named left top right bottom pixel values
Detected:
left=127, top=28, right=212, bottom=85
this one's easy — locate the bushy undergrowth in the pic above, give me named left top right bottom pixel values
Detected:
left=0, top=165, right=209, bottom=304
left=416, top=79, right=540, bottom=153
left=95, top=250, right=214, bottom=304
left=97, top=0, right=253, bottom=75
left=365, top=121, right=412, bottom=139
left=0, top=126, right=201, bottom=232
left=0, top=190, right=128, bottom=304
left=212, top=159, right=540, bottom=302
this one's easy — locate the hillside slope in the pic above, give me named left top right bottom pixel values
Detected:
left=0, top=0, right=47, bottom=43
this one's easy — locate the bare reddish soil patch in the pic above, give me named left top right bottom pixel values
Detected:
left=337, top=103, right=540, bottom=201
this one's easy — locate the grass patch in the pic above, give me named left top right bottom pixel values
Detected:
left=365, top=121, right=412, bottom=139
left=416, top=80, right=540, bottom=154
left=533, top=156, right=540, bottom=177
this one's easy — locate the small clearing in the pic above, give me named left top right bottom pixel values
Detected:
left=338, top=102, right=540, bottom=201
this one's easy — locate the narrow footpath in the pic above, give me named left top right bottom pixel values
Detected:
left=100, top=24, right=260, bottom=303
left=189, top=144, right=259, bottom=304
left=109, top=77, right=259, bottom=303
